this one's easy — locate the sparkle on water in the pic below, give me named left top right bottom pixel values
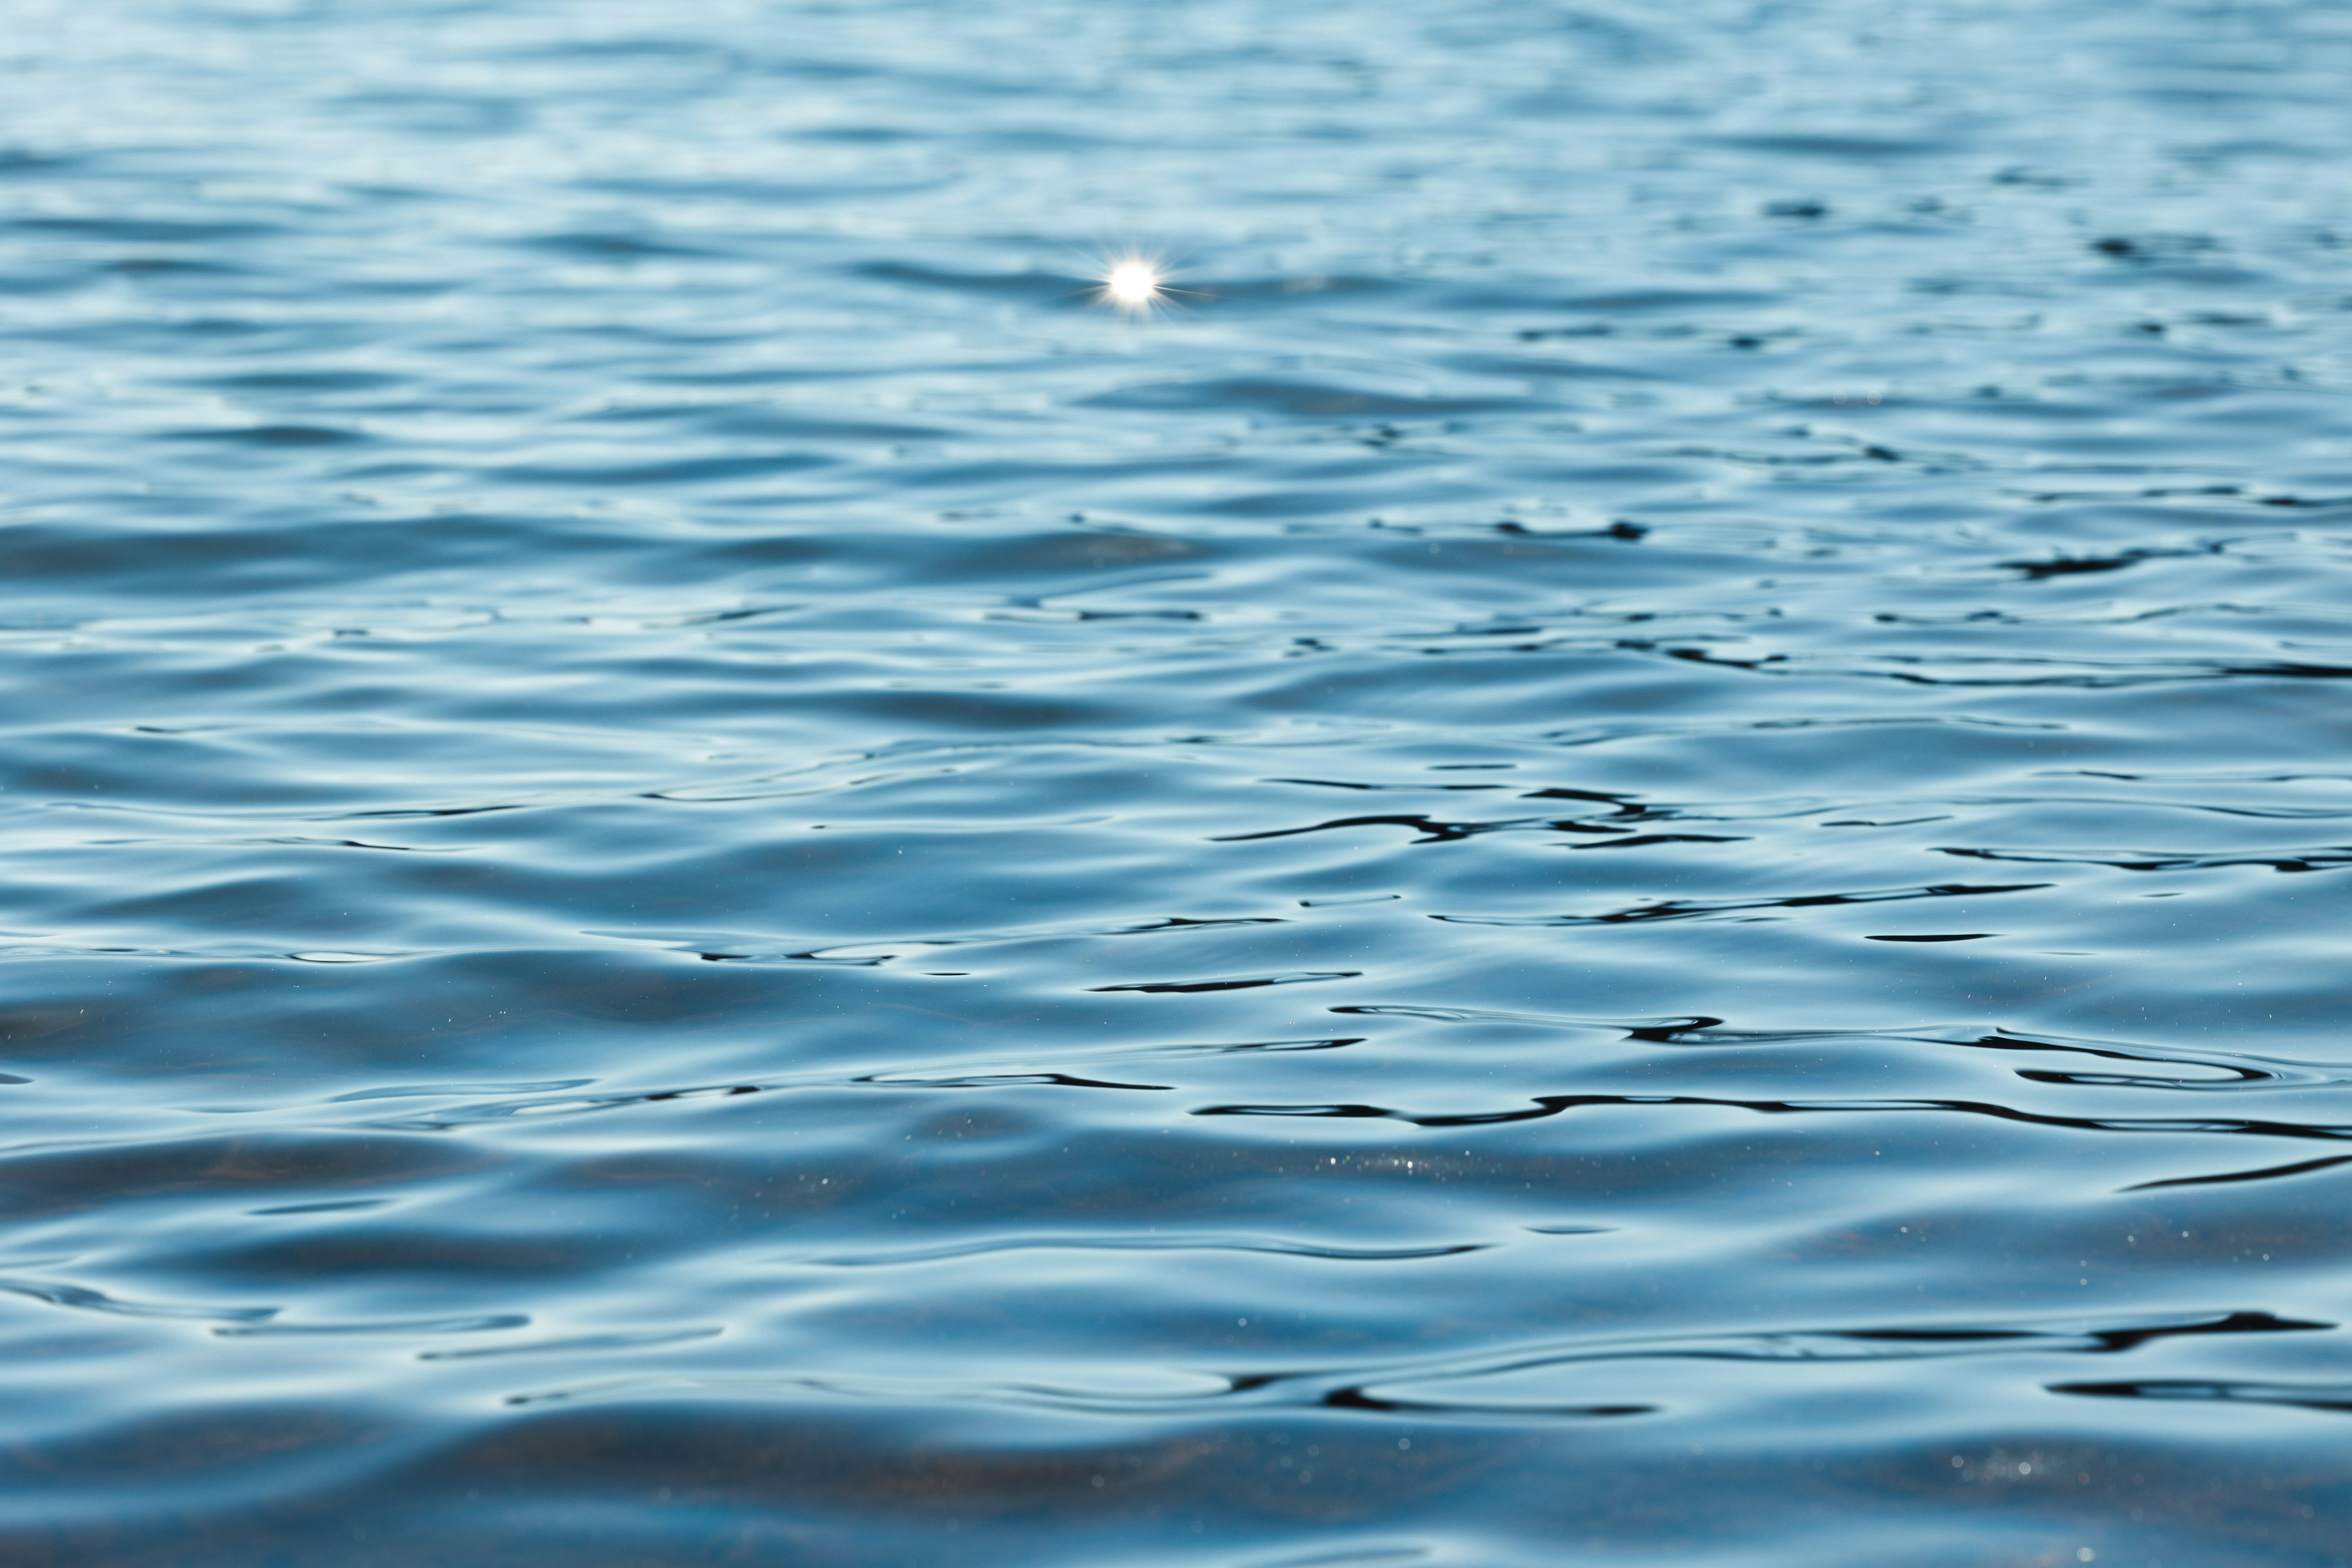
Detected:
left=1102, top=256, right=1163, bottom=310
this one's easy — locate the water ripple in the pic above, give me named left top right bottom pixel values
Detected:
left=6, top=0, right=2351, bottom=1561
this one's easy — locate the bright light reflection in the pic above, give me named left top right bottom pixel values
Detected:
left=1100, top=256, right=1163, bottom=312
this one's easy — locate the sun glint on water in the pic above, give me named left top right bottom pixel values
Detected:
left=1101, top=256, right=1163, bottom=311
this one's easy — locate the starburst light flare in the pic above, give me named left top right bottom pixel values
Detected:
left=1099, top=255, right=1164, bottom=313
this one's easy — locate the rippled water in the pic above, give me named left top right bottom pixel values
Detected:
left=6, top=2, right=2352, bottom=1562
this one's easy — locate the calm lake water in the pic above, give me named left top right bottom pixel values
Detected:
left=5, top=2, right=2352, bottom=1564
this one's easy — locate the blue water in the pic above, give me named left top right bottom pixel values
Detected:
left=6, top=2, right=2352, bottom=1562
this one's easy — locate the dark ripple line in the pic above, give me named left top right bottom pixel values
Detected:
left=1213, top=813, right=1524, bottom=844
left=1321, top=1387, right=1654, bottom=1419
left=1865, top=933, right=1992, bottom=942
left=1319, top=1311, right=2329, bottom=1415
left=1330, top=1005, right=1726, bottom=1040
left=850, top=1071, right=1171, bottom=1091
left=1647, top=644, right=2352, bottom=688
left=2051, top=1379, right=2352, bottom=1413
left=1266, top=777, right=1511, bottom=793
left=1569, top=832, right=1750, bottom=850
left=1434, top=881, right=2048, bottom=927
left=2123, top=1152, right=2352, bottom=1191
left=1093, top=971, right=1362, bottom=995
left=1962, top=1033, right=2315, bottom=1088
left=1193, top=1091, right=2352, bottom=1142
left=1936, top=845, right=2352, bottom=873
left=1215, top=799, right=1716, bottom=848
left=624, top=914, right=1289, bottom=967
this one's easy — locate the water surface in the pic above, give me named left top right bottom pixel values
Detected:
left=5, top=1, right=2352, bottom=1563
